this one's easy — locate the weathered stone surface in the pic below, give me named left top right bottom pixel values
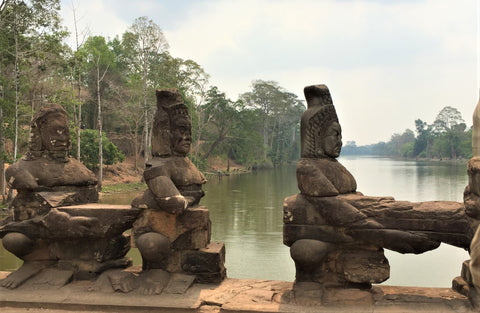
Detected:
left=133, top=207, right=210, bottom=247
left=453, top=276, right=470, bottom=297
left=181, top=242, right=226, bottom=283
left=284, top=84, right=477, bottom=294
left=470, top=225, right=480, bottom=292
left=0, top=275, right=473, bottom=312
left=131, top=89, right=225, bottom=285
left=283, top=224, right=354, bottom=246
left=0, top=104, right=140, bottom=290
left=17, top=268, right=73, bottom=290
left=338, top=249, right=389, bottom=284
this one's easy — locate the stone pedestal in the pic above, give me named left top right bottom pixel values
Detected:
left=133, top=206, right=226, bottom=283
left=0, top=204, right=140, bottom=288
left=284, top=194, right=389, bottom=287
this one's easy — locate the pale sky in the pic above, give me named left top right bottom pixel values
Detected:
left=60, top=0, right=479, bottom=145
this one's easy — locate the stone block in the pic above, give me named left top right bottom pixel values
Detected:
left=181, top=242, right=226, bottom=283
left=468, top=157, right=480, bottom=197
left=172, top=226, right=211, bottom=250
left=462, top=260, right=473, bottom=286
left=452, top=276, right=470, bottom=297
left=339, top=249, right=390, bottom=284
left=50, top=234, right=130, bottom=261
left=137, top=206, right=210, bottom=243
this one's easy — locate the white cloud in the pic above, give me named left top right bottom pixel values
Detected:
left=60, top=0, right=479, bottom=145
left=61, top=0, right=130, bottom=46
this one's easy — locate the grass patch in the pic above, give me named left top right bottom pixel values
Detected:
left=101, top=182, right=147, bottom=194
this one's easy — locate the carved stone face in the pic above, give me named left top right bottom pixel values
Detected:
left=39, top=112, right=70, bottom=152
left=171, top=116, right=192, bottom=156
left=316, top=121, right=342, bottom=158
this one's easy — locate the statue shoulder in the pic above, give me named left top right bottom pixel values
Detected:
left=296, top=158, right=356, bottom=196
left=297, top=158, right=339, bottom=196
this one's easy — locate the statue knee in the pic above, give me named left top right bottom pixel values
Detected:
left=2, top=232, right=35, bottom=258
left=135, top=232, right=171, bottom=265
left=290, top=239, right=331, bottom=268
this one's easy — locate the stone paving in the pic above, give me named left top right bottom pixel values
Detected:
left=0, top=271, right=475, bottom=312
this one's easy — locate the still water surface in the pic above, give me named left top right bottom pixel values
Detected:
left=0, top=156, right=471, bottom=287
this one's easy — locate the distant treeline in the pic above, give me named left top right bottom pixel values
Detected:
left=341, top=106, right=472, bottom=160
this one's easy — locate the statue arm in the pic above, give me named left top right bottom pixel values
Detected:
left=6, top=165, right=39, bottom=190
left=144, top=167, right=188, bottom=214
left=297, top=164, right=339, bottom=197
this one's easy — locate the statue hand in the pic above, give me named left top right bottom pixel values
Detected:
left=156, top=195, right=188, bottom=214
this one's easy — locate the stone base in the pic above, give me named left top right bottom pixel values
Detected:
left=133, top=206, right=226, bottom=284
left=452, top=259, right=480, bottom=308
left=0, top=272, right=473, bottom=312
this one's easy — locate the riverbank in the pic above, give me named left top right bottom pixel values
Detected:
left=0, top=270, right=473, bottom=312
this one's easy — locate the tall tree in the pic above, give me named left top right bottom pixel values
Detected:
left=200, top=86, right=238, bottom=160
left=0, top=0, right=67, bottom=162
left=122, top=17, right=168, bottom=165
left=80, top=36, right=114, bottom=189
left=240, top=80, right=304, bottom=164
left=70, top=2, right=88, bottom=161
left=432, top=106, right=466, bottom=159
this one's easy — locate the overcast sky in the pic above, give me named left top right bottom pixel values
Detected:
left=60, top=0, right=479, bottom=145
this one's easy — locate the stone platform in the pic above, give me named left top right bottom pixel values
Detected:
left=0, top=271, right=474, bottom=312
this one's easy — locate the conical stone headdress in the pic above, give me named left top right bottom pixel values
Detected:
left=151, top=89, right=191, bottom=157
left=300, top=84, right=339, bottom=158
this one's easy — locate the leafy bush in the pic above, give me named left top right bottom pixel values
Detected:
left=70, top=129, right=125, bottom=171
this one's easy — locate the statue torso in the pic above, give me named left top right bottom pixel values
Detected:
left=297, top=157, right=357, bottom=197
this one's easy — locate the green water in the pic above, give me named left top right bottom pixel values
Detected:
left=0, top=156, right=471, bottom=287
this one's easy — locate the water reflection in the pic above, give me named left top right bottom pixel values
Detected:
left=341, top=156, right=469, bottom=287
left=202, top=167, right=297, bottom=281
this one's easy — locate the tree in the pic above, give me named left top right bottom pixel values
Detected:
left=385, top=129, right=415, bottom=157
left=200, top=86, right=238, bottom=160
left=70, top=129, right=124, bottom=171
left=148, top=52, right=210, bottom=160
left=240, top=80, right=304, bottom=165
left=432, top=106, right=466, bottom=159
left=122, top=17, right=169, bottom=165
left=413, top=119, right=433, bottom=157
left=79, top=36, right=114, bottom=189
left=69, top=2, right=88, bottom=161
left=0, top=0, right=67, bottom=161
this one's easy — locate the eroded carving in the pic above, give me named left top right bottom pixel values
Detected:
left=131, top=89, right=225, bottom=291
left=0, top=104, right=136, bottom=289
left=284, top=85, right=477, bottom=301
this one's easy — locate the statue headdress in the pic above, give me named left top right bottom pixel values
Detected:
left=300, top=84, right=339, bottom=158
left=152, top=89, right=191, bottom=157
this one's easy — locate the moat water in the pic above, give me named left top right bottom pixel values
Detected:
left=0, top=156, right=470, bottom=287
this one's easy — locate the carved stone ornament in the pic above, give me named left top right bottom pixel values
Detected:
left=284, top=85, right=477, bottom=301
left=132, top=89, right=225, bottom=285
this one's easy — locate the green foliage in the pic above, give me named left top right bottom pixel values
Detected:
left=71, top=129, right=125, bottom=170
left=238, top=80, right=304, bottom=166
left=343, top=106, right=472, bottom=160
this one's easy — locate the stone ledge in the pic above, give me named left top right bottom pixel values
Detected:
left=0, top=271, right=474, bottom=312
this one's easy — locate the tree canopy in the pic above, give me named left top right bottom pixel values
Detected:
left=0, top=0, right=472, bottom=201
left=342, top=105, right=472, bottom=160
